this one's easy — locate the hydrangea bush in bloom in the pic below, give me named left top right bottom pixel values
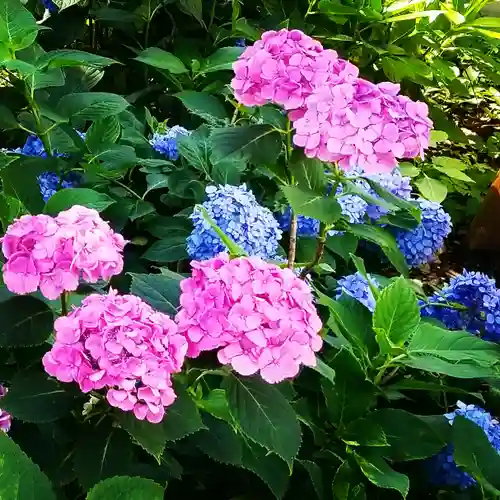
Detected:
left=186, top=184, right=282, bottom=260
left=427, top=401, right=500, bottom=489
left=175, top=253, right=323, bottom=383
left=43, top=290, right=188, bottom=423
left=1, top=206, right=126, bottom=299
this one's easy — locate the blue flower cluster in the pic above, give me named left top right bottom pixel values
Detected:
left=150, top=126, right=190, bottom=161
left=276, top=207, right=320, bottom=237
left=421, top=270, right=500, bottom=342
left=336, top=272, right=380, bottom=312
left=186, top=184, right=283, bottom=261
left=41, top=0, right=58, bottom=13
left=427, top=401, right=500, bottom=489
left=235, top=39, right=246, bottom=47
left=365, top=168, right=412, bottom=220
left=395, top=199, right=452, bottom=267
left=37, top=171, right=80, bottom=202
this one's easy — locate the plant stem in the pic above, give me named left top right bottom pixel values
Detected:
left=299, top=223, right=327, bottom=279
left=287, top=211, right=297, bottom=269
left=60, top=292, right=68, bottom=316
left=24, top=84, right=52, bottom=156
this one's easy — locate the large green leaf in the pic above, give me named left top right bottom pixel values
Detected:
left=288, top=154, right=327, bottom=193
left=400, top=356, right=499, bottom=379
left=44, top=188, right=116, bottom=214
left=373, top=277, right=420, bottom=350
left=57, top=93, right=130, bottom=121
left=211, top=125, right=281, bottom=165
left=354, top=449, right=409, bottom=498
left=1, top=371, right=71, bottom=423
left=0, top=0, right=38, bottom=51
left=85, top=116, right=121, bottom=152
left=415, top=175, right=448, bottom=203
left=281, top=185, right=341, bottom=224
left=87, top=476, right=164, bottom=500
left=202, top=47, right=245, bottom=73
left=224, top=375, right=301, bottom=465
left=179, top=0, right=203, bottom=24
left=134, top=47, right=188, bottom=74
left=0, top=432, right=57, bottom=500
left=175, top=91, right=228, bottom=122
left=453, top=415, right=500, bottom=492
left=0, top=296, right=53, bottom=347
left=129, top=272, right=182, bottom=316
left=37, top=50, right=117, bottom=69
left=177, top=129, right=211, bottom=177
left=142, top=235, right=188, bottom=263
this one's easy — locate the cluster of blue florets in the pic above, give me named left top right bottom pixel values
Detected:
left=394, top=199, right=452, bottom=267
left=150, top=125, right=191, bottom=161
left=421, top=270, right=500, bottom=342
left=336, top=272, right=380, bottom=312
left=427, top=401, right=500, bottom=489
left=276, top=207, right=320, bottom=237
left=186, top=184, right=282, bottom=261
left=41, top=0, right=58, bottom=13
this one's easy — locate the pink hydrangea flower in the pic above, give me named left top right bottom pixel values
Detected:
left=292, top=78, right=432, bottom=173
left=0, top=385, right=12, bottom=433
left=43, top=290, right=188, bottom=423
left=231, top=28, right=358, bottom=111
left=1, top=206, right=126, bottom=300
left=176, top=253, right=323, bottom=383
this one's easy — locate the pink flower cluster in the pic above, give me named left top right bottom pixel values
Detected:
left=231, top=29, right=432, bottom=173
left=1, top=205, right=126, bottom=300
left=176, top=253, right=323, bottom=383
left=43, top=290, right=188, bottom=423
left=293, top=79, right=432, bottom=173
left=0, top=385, right=11, bottom=433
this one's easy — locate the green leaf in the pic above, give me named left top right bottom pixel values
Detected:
left=211, top=158, right=245, bottom=185
left=161, top=385, right=205, bottom=441
left=344, top=409, right=450, bottom=460
left=224, top=374, right=302, bottom=465
left=0, top=296, right=53, bottom=347
left=57, top=92, right=130, bottom=121
left=281, top=185, right=341, bottom=224
left=202, top=47, right=245, bottom=73
left=354, top=449, right=409, bottom=498
left=325, top=233, right=358, bottom=261
left=373, top=277, right=420, bottom=350
left=0, top=105, right=18, bottom=130
left=144, top=215, right=192, bottom=239
left=288, top=154, right=327, bottom=193
left=142, top=235, right=188, bottom=263
left=177, top=129, right=211, bottom=177
left=299, top=460, right=324, bottom=499
left=432, top=165, right=475, bottom=183
left=415, top=175, right=448, bottom=203
left=332, top=461, right=365, bottom=500
left=53, top=0, right=82, bottom=11
left=467, top=17, right=500, bottom=28
left=382, top=9, right=444, bottom=22
left=0, top=432, right=56, bottom=500
left=346, top=224, right=408, bottom=276
left=134, top=47, right=188, bottom=74
left=129, top=272, right=182, bottom=316
left=85, top=116, right=121, bottom=151
left=44, top=188, right=116, bottom=214
left=74, top=426, right=134, bottom=490
left=87, top=476, right=164, bottom=500
left=1, top=371, right=71, bottom=423
left=321, top=348, right=377, bottom=427
left=176, top=91, right=228, bottom=121
left=313, top=358, right=336, bottom=384
left=453, top=415, right=500, bottom=491
left=196, top=389, right=232, bottom=422
left=398, top=163, right=420, bottom=178
left=179, top=0, right=203, bottom=24
left=400, top=356, right=499, bottom=379
left=0, top=0, right=39, bottom=51
left=118, top=413, right=167, bottom=461
left=37, top=50, right=117, bottom=69
left=211, top=125, right=282, bottom=165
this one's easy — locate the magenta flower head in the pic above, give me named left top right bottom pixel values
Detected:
left=0, top=385, right=12, bottom=433
left=176, top=253, right=323, bottom=384
left=43, top=289, right=188, bottom=424
left=292, top=78, right=433, bottom=174
left=231, top=28, right=358, bottom=111
left=1, top=205, right=126, bottom=300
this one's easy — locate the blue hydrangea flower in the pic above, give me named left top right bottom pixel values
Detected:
left=336, top=272, right=380, bottom=312
left=235, top=39, right=246, bottom=47
left=13, top=132, right=86, bottom=158
left=276, top=208, right=320, bottom=237
left=150, top=126, right=190, bottom=161
left=365, top=168, right=412, bottom=220
left=37, top=171, right=80, bottom=203
left=187, top=184, right=282, bottom=261
left=41, top=0, right=58, bottom=13
left=421, top=270, right=500, bottom=342
left=395, top=199, right=452, bottom=267
left=427, top=401, right=500, bottom=489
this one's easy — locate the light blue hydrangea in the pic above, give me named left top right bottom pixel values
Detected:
left=336, top=272, right=380, bottom=312
left=187, top=184, right=282, bottom=261
left=37, top=171, right=81, bottom=202
left=150, top=125, right=190, bottom=161
left=427, top=401, right=500, bottom=489
left=395, top=199, right=452, bottom=267
left=421, top=270, right=500, bottom=342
